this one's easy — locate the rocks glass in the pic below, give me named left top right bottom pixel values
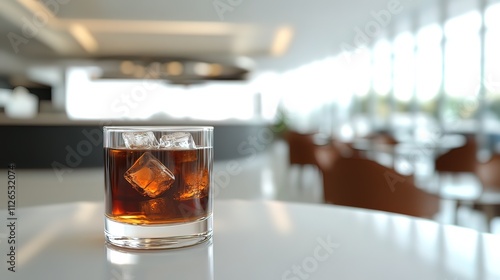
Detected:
left=103, top=126, right=213, bottom=249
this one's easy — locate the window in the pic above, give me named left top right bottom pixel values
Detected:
left=444, top=11, right=481, bottom=120
left=372, top=39, right=392, bottom=120
left=393, top=32, right=415, bottom=110
left=485, top=3, right=500, bottom=124
left=66, top=67, right=257, bottom=121
left=416, top=24, right=442, bottom=114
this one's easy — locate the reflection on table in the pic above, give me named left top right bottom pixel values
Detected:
left=106, top=240, right=213, bottom=280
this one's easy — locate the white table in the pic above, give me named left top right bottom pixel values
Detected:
left=1, top=200, right=499, bottom=280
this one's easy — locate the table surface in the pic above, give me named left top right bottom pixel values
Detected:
left=1, top=199, right=499, bottom=280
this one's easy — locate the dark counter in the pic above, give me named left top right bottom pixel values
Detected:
left=0, top=123, right=271, bottom=168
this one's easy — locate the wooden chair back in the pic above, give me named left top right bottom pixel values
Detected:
left=476, top=153, right=500, bottom=192
left=284, top=130, right=320, bottom=167
left=322, top=156, right=441, bottom=219
left=435, top=135, right=477, bottom=172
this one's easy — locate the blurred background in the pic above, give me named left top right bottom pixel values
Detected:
left=1, top=0, right=500, bottom=233
left=0, top=0, right=499, bottom=149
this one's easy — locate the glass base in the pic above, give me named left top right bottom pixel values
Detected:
left=104, top=215, right=213, bottom=249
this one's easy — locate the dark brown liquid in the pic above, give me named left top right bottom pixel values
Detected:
left=104, top=147, right=212, bottom=225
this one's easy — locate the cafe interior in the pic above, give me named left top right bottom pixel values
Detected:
left=0, top=0, right=500, bottom=261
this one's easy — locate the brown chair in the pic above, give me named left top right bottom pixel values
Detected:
left=283, top=130, right=324, bottom=186
left=470, top=154, right=500, bottom=231
left=284, top=130, right=321, bottom=168
left=434, top=135, right=479, bottom=225
left=314, top=139, right=362, bottom=175
left=321, top=156, right=441, bottom=219
left=314, top=143, right=341, bottom=175
left=435, top=134, right=477, bottom=172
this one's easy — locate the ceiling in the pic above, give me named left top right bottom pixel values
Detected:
left=0, top=0, right=425, bottom=82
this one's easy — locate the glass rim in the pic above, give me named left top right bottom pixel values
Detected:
left=103, top=126, right=214, bottom=132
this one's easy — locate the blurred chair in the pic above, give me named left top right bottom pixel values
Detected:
left=314, top=143, right=340, bottom=175
left=283, top=130, right=322, bottom=186
left=467, top=154, right=500, bottom=232
left=315, top=139, right=360, bottom=174
left=434, top=135, right=478, bottom=225
left=321, top=156, right=441, bottom=219
left=352, top=131, right=398, bottom=167
left=284, top=130, right=321, bottom=168
left=435, top=134, right=477, bottom=173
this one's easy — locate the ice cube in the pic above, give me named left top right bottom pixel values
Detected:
left=122, top=131, right=159, bottom=149
left=140, top=197, right=173, bottom=220
left=176, top=169, right=209, bottom=200
left=124, top=152, right=175, bottom=198
left=159, top=132, right=196, bottom=149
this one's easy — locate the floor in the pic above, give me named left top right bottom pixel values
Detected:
left=1, top=140, right=498, bottom=234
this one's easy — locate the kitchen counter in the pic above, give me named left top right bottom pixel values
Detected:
left=0, top=113, right=275, bottom=168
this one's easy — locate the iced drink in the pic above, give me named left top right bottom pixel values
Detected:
left=104, top=148, right=211, bottom=224
left=103, top=127, right=213, bottom=249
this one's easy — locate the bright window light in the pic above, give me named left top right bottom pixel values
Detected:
left=250, top=71, right=282, bottom=121
left=372, top=39, right=392, bottom=96
left=393, top=32, right=415, bottom=102
left=416, top=24, right=442, bottom=101
left=335, top=55, right=357, bottom=96
left=444, top=11, right=481, bottom=97
left=66, top=67, right=257, bottom=121
left=444, top=11, right=481, bottom=36
left=485, top=3, right=500, bottom=29
left=349, top=49, right=371, bottom=97
left=485, top=4, right=500, bottom=93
